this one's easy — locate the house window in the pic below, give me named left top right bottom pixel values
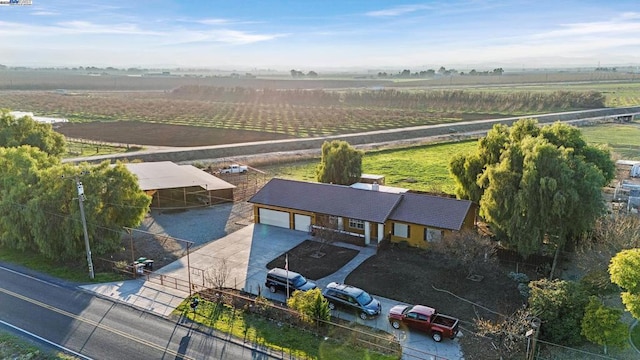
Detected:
left=349, top=219, right=364, bottom=230
left=393, top=223, right=410, bottom=238
left=425, top=228, right=443, bottom=242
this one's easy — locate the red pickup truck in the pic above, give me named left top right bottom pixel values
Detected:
left=388, top=304, right=459, bottom=342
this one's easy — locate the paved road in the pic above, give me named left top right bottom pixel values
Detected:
left=0, top=264, right=281, bottom=360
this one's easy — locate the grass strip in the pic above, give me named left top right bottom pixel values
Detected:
left=174, top=298, right=398, bottom=360
left=0, top=246, right=124, bottom=283
left=0, top=331, right=77, bottom=360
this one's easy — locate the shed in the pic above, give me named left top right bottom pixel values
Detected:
left=124, top=161, right=235, bottom=208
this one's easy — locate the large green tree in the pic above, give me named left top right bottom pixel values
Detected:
left=609, top=248, right=640, bottom=320
left=0, top=146, right=58, bottom=251
left=0, top=109, right=66, bottom=157
left=316, top=140, right=363, bottom=185
left=0, top=145, right=151, bottom=261
left=528, top=278, right=588, bottom=345
left=27, top=161, right=151, bottom=259
left=581, top=296, right=628, bottom=354
left=450, top=119, right=614, bottom=276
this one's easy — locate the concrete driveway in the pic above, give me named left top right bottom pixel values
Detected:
left=84, top=218, right=463, bottom=359
left=154, top=224, right=309, bottom=294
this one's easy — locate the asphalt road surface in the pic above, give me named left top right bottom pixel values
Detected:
left=0, top=264, right=280, bottom=360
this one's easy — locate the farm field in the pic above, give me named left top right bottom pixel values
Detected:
left=58, top=121, right=295, bottom=147
left=579, top=122, right=640, bottom=160
left=260, top=141, right=475, bottom=194
left=458, top=81, right=640, bottom=108
left=1, top=68, right=638, bottom=91
left=1, top=71, right=630, bottom=144
left=1, top=90, right=520, bottom=139
left=260, top=122, right=640, bottom=194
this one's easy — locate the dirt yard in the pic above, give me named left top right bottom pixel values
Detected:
left=56, top=121, right=294, bottom=147
left=347, top=245, right=530, bottom=359
left=265, top=240, right=360, bottom=280
left=258, top=239, right=530, bottom=360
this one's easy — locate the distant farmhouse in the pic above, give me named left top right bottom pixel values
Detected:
left=249, top=178, right=477, bottom=249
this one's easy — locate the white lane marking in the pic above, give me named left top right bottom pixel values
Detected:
left=0, top=265, right=62, bottom=288
left=0, top=319, right=93, bottom=360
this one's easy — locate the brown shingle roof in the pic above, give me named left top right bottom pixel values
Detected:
left=389, top=192, right=473, bottom=230
left=249, top=178, right=474, bottom=230
left=249, top=178, right=401, bottom=223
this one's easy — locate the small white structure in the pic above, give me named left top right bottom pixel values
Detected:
left=349, top=182, right=408, bottom=194
left=9, top=111, right=68, bottom=124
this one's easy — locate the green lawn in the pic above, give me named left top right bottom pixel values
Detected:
left=0, top=331, right=77, bottom=359
left=263, top=141, right=477, bottom=194
left=174, top=298, right=399, bottom=360
left=580, top=123, right=640, bottom=160
left=263, top=122, right=640, bottom=193
left=0, top=247, right=124, bottom=283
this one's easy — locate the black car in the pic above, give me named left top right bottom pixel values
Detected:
left=322, top=282, right=381, bottom=320
left=265, top=268, right=317, bottom=295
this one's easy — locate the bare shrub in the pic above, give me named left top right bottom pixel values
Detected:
left=475, top=308, right=538, bottom=360
left=204, top=257, right=231, bottom=290
left=576, top=214, right=640, bottom=276
left=429, top=230, right=498, bottom=276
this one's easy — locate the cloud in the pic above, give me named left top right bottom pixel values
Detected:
left=31, top=11, right=57, bottom=16
left=365, top=4, right=432, bottom=17
left=531, top=13, right=640, bottom=39
left=162, top=28, right=287, bottom=46
left=55, top=21, right=162, bottom=35
left=195, top=18, right=232, bottom=25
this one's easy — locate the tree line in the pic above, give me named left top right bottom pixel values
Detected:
left=377, top=66, right=504, bottom=78
left=171, top=85, right=605, bottom=112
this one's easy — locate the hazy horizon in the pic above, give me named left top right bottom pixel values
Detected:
left=2, top=0, right=640, bottom=70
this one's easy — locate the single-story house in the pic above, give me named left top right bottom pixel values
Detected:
left=124, top=161, right=235, bottom=208
left=248, top=178, right=477, bottom=248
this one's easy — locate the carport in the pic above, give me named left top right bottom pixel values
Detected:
left=124, top=161, right=236, bottom=208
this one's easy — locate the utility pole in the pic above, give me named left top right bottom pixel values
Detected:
left=75, top=175, right=95, bottom=280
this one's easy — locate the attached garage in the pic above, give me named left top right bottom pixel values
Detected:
left=258, top=208, right=290, bottom=228
left=294, top=214, right=311, bottom=232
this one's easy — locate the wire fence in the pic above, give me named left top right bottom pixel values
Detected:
left=162, top=274, right=404, bottom=360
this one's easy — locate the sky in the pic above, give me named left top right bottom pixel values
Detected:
left=1, top=0, right=640, bottom=71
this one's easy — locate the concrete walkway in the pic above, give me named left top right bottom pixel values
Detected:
left=82, top=223, right=463, bottom=360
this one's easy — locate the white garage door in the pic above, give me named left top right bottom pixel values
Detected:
left=294, top=214, right=311, bottom=232
left=258, top=208, right=290, bottom=228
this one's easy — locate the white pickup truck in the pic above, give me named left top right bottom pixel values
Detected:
left=219, top=164, right=248, bottom=174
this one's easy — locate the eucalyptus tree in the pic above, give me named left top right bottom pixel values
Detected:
left=28, top=161, right=151, bottom=260
left=316, top=140, right=363, bottom=185
left=0, top=109, right=66, bottom=157
left=450, top=119, right=614, bottom=278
